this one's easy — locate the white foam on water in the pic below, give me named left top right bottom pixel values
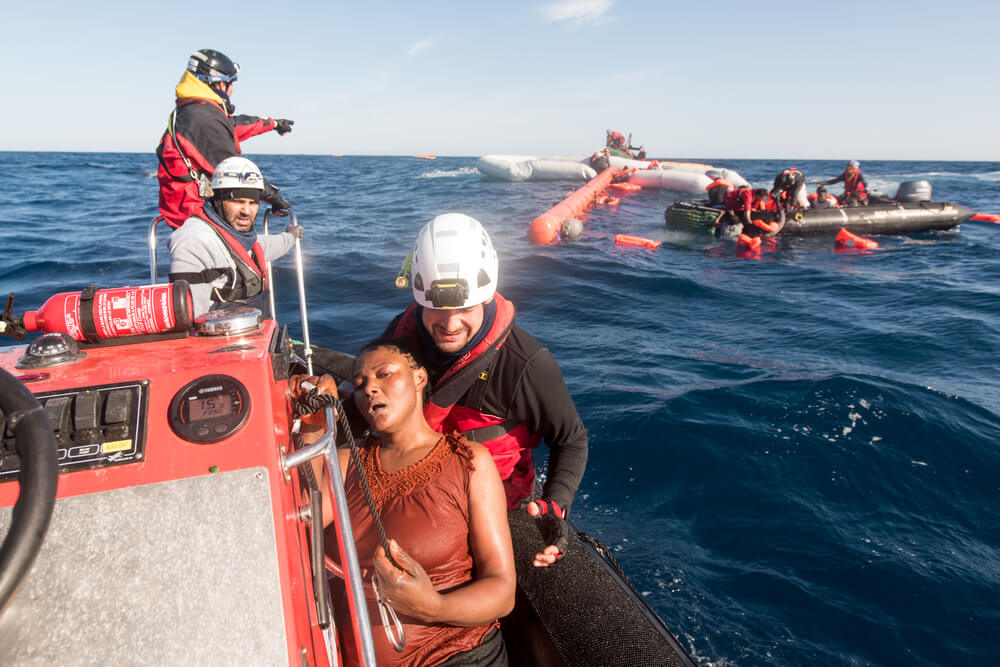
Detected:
left=417, top=166, right=479, bottom=179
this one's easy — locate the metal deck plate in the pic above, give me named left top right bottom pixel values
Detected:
left=0, top=467, right=287, bottom=665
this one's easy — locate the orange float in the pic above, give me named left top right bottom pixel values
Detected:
left=609, top=182, right=642, bottom=192
left=835, top=228, right=879, bottom=249
left=737, top=234, right=762, bottom=252
left=529, top=167, right=619, bottom=244
left=614, top=234, right=661, bottom=249
left=971, top=212, right=1000, bottom=223
left=413, top=154, right=436, bottom=159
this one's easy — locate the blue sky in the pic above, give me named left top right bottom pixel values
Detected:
left=2, top=1, right=996, bottom=160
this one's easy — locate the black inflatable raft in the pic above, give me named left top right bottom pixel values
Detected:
left=666, top=199, right=973, bottom=236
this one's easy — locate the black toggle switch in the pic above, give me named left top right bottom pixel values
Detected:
left=43, top=396, right=72, bottom=444
left=74, top=390, right=100, bottom=431
left=104, top=389, right=132, bottom=425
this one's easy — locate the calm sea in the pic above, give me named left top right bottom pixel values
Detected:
left=1, top=151, right=998, bottom=666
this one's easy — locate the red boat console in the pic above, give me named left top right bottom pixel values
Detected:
left=0, top=311, right=339, bottom=665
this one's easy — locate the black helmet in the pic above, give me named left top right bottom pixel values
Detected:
left=187, top=49, right=239, bottom=83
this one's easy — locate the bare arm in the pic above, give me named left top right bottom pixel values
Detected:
left=373, top=442, right=516, bottom=625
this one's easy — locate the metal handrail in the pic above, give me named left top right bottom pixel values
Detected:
left=262, top=210, right=277, bottom=320
left=289, top=211, right=313, bottom=375
left=148, top=216, right=167, bottom=284
left=263, top=210, right=312, bottom=374
left=283, top=408, right=377, bottom=667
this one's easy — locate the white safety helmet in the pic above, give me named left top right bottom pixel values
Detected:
left=410, top=214, right=498, bottom=309
left=211, top=156, right=264, bottom=199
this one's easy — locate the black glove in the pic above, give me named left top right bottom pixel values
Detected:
left=266, top=192, right=291, bottom=217
left=533, top=499, right=570, bottom=556
left=284, top=223, right=303, bottom=239
left=274, top=118, right=294, bottom=136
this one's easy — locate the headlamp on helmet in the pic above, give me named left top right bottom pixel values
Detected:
left=410, top=214, right=498, bottom=310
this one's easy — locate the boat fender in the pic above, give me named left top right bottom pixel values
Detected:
left=560, top=218, right=583, bottom=241
left=835, top=228, right=879, bottom=250
left=19, top=282, right=194, bottom=344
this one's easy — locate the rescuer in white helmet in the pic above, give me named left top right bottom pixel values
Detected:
left=382, top=213, right=589, bottom=568
left=168, top=156, right=301, bottom=316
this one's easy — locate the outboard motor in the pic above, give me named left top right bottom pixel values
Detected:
left=895, top=180, right=932, bottom=203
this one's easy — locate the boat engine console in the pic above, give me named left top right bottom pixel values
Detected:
left=0, top=305, right=338, bottom=666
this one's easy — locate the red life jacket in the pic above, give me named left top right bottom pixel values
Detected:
left=724, top=187, right=753, bottom=212
left=392, top=294, right=539, bottom=508
left=844, top=170, right=867, bottom=198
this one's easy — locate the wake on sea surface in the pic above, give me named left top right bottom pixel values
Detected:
left=0, top=152, right=998, bottom=666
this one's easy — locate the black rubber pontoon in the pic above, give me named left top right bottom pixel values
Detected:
left=665, top=200, right=973, bottom=236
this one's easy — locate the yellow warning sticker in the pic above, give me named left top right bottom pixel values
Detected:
left=102, top=440, right=133, bottom=453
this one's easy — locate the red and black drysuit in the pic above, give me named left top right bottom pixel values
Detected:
left=156, top=72, right=283, bottom=227
left=822, top=169, right=869, bottom=206
left=382, top=294, right=589, bottom=515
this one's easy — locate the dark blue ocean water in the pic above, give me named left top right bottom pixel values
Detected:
left=1, top=152, right=998, bottom=666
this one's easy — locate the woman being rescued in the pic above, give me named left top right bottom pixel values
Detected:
left=290, top=337, right=516, bottom=666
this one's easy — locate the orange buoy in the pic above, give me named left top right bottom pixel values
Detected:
left=332, top=153, right=344, bottom=157
left=971, top=212, right=1000, bottom=223
left=614, top=234, right=661, bottom=249
left=529, top=167, right=618, bottom=244
left=835, top=228, right=879, bottom=249
left=413, top=154, right=436, bottom=159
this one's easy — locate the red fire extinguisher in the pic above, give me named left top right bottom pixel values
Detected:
left=18, top=282, right=194, bottom=344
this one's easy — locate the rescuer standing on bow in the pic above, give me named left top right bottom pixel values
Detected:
left=156, top=49, right=295, bottom=228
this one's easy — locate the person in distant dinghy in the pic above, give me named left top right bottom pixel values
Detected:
left=820, top=160, right=869, bottom=207
left=156, top=49, right=294, bottom=227
left=168, top=157, right=300, bottom=316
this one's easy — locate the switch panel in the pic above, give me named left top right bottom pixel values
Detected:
left=0, top=381, right=148, bottom=482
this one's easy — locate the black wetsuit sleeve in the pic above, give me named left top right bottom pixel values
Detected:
left=512, top=348, right=588, bottom=513
left=173, top=102, right=241, bottom=173
left=381, top=314, right=403, bottom=338
left=822, top=173, right=846, bottom=186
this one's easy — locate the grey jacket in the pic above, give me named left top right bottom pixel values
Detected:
left=169, top=216, right=295, bottom=316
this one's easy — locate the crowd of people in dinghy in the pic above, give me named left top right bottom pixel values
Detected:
left=708, top=162, right=873, bottom=239
left=156, top=48, right=590, bottom=667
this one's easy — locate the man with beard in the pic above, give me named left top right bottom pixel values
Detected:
left=168, top=156, right=301, bottom=316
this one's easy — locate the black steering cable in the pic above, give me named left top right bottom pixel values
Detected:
left=0, top=366, right=58, bottom=614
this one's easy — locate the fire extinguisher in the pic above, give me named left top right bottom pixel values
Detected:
left=1, top=282, right=194, bottom=344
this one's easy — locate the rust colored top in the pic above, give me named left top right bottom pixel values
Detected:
left=332, top=431, right=498, bottom=666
